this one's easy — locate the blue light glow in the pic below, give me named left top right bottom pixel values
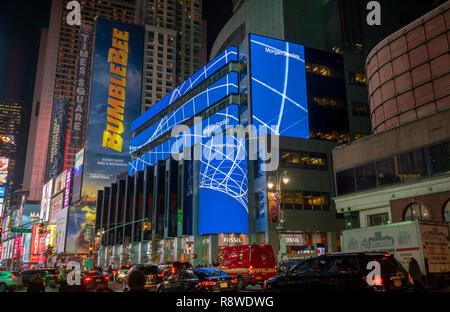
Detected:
left=131, top=47, right=239, bottom=132
left=250, top=34, right=309, bottom=138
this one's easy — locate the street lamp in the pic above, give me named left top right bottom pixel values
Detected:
left=267, top=170, right=289, bottom=263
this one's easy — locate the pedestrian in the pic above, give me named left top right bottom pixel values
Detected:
left=27, top=274, right=45, bottom=292
left=127, top=269, right=145, bottom=292
left=409, top=257, right=425, bottom=292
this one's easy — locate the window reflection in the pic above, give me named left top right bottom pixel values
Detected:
left=280, top=150, right=327, bottom=170
left=281, top=191, right=330, bottom=211
left=404, top=203, right=432, bottom=221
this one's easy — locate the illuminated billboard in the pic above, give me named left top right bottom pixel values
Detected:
left=0, top=157, right=9, bottom=184
left=30, top=225, right=41, bottom=263
left=54, top=170, right=67, bottom=195
left=81, top=17, right=143, bottom=204
left=72, top=149, right=84, bottom=203
left=49, top=193, right=64, bottom=225
left=55, top=207, right=69, bottom=254
left=65, top=204, right=96, bottom=254
left=249, top=34, right=309, bottom=138
left=40, top=179, right=53, bottom=222
left=199, top=135, right=248, bottom=235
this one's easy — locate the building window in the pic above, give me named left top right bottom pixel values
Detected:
left=428, top=142, right=450, bottom=176
left=444, top=201, right=450, bottom=223
left=336, top=168, right=355, bottom=195
left=376, top=157, right=401, bottom=186
left=280, top=151, right=327, bottom=170
left=280, top=191, right=329, bottom=211
left=369, top=213, right=389, bottom=226
left=349, top=72, right=367, bottom=86
left=305, top=63, right=334, bottom=77
left=352, top=101, right=370, bottom=117
left=399, top=149, right=427, bottom=181
left=404, top=203, right=432, bottom=221
left=345, top=211, right=360, bottom=229
left=355, top=163, right=377, bottom=191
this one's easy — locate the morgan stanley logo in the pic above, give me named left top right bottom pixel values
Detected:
left=170, top=116, right=280, bottom=171
left=264, top=47, right=301, bottom=61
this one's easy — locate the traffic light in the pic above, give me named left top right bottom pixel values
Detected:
left=89, top=244, right=93, bottom=256
left=39, top=223, right=45, bottom=234
left=188, top=244, right=192, bottom=253
left=143, top=220, right=151, bottom=232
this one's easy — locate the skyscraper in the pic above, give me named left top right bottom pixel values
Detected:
left=24, top=0, right=138, bottom=201
left=137, top=0, right=203, bottom=112
left=0, top=99, right=25, bottom=207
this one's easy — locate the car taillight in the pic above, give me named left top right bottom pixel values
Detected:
left=105, top=275, right=109, bottom=281
left=51, top=274, right=59, bottom=278
left=83, top=277, right=92, bottom=284
left=171, top=267, right=176, bottom=274
left=200, top=281, right=216, bottom=286
left=364, top=276, right=383, bottom=286
left=408, top=274, right=412, bottom=283
left=157, top=273, right=164, bottom=277
left=231, top=279, right=238, bottom=284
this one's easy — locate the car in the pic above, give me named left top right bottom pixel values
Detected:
left=81, top=270, right=109, bottom=291
left=116, top=265, right=131, bottom=282
left=0, top=271, right=21, bottom=292
left=123, top=264, right=163, bottom=292
left=157, top=267, right=237, bottom=292
left=158, top=261, right=192, bottom=278
left=21, top=269, right=60, bottom=288
left=214, top=244, right=277, bottom=290
left=277, top=261, right=303, bottom=274
left=264, top=252, right=412, bottom=292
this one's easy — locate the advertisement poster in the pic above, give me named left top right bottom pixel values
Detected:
left=268, top=192, right=278, bottom=223
left=65, top=205, right=96, bottom=254
left=0, top=157, right=9, bottom=184
left=49, top=193, right=64, bottom=225
left=30, top=225, right=41, bottom=263
left=249, top=34, right=309, bottom=138
left=419, top=223, right=450, bottom=273
left=40, top=179, right=54, bottom=222
left=22, top=233, right=31, bottom=263
left=64, top=168, right=72, bottom=209
left=80, top=17, right=143, bottom=206
left=54, top=170, right=67, bottom=195
left=72, top=149, right=84, bottom=203
left=55, top=207, right=69, bottom=254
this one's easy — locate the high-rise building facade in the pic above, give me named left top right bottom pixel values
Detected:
left=137, top=0, right=203, bottom=112
left=24, top=0, right=138, bottom=201
left=0, top=99, right=25, bottom=206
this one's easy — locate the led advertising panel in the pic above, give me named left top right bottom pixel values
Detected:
left=81, top=17, right=143, bottom=207
left=72, top=149, right=84, bottom=203
left=65, top=204, right=96, bottom=254
left=64, top=168, right=72, bottom=209
left=40, top=179, right=53, bottom=222
left=53, top=170, right=67, bottom=195
left=131, top=47, right=239, bottom=132
left=49, top=193, right=64, bottom=225
left=249, top=34, right=309, bottom=138
left=0, top=157, right=9, bottom=184
left=199, top=135, right=248, bottom=235
left=55, top=207, right=69, bottom=254
left=30, top=225, right=41, bottom=263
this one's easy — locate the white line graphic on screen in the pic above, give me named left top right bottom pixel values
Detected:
left=200, top=135, right=248, bottom=212
left=250, top=38, right=308, bottom=136
left=130, top=79, right=238, bottom=153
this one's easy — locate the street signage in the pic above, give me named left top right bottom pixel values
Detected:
left=11, top=228, right=32, bottom=233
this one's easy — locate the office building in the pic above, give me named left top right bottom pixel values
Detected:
left=333, top=2, right=450, bottom=229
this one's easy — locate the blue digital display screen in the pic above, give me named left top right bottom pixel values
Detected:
left=131, top=47, right=239, bottom=132
left=199, top=135, right=248, bottom=235
left=249, top=34, right=309, bottom=138
left=129, top=105, right=240, bottom=175
left=0, top=187, right=4, bottom=197
left=130, top=72, right=239, bottom=154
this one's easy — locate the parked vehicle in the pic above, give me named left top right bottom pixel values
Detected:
left=157, top=267, right=237, bottom=292
left=264, top=252, right=411, bottom=292
left=277, top=261, right=303, bottom=274
left=214, top=244, right=277, bottom=290
left=124, top=265, right=163, bottom=292
left=116, top=265, right=131, bottom=282
left=158, top=262, right=192, bottom=279
left=81, top=270, right=109, bottom=291
left=21, top=269, right=59, bottom=288
left=341, top=220, right=450, bottom=289
left=0, top=271, right=21, bottom=292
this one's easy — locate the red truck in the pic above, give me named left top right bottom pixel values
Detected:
left=214, top=244, right=277, bottom=290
